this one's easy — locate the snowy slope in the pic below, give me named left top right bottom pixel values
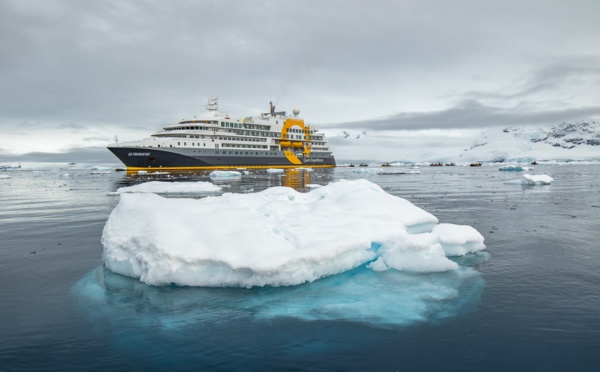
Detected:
left=458, top=121, right=600, bottom=163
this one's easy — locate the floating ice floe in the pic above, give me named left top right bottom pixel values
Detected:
left=90, top=171, right=111, bottom=175
left=504, top=173, right=554, bottom=185
left=111, top=181, right=222, bottom=195
left=209, top=170, right=242, bottom=179
left=523, top=173, right=553, bottom=184
left=0, top=174, right=10, bottom=179
left=499, top=165, right=534, bottom=171
left=90, top=166, right=112, bottom=171
left=306, top=183, right=322, bottom=188
left=351, top=168, right=420, bottom=175
left=380, top=170, right=421, bottom=175
left=102, top=179, right=485, bottom=288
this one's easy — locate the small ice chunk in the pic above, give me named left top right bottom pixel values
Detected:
left=209, top=170, right=242, bottom=179
left=523, top=174, right=553, bottom=185
left=499, top=165, right=524, bottom=171
left=267, top=168, right=284, bottom=173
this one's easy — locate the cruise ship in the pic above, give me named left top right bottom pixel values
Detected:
left=108, top=98, right=336, bottom=170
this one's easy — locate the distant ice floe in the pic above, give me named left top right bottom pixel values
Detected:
left=523, top=173, right=553, bottom=185
left=102, top=179, right=485, bottom=288
left=0, top=174, right=10, bottom=179
left=209, top=170, right=242, bottom=179
left=504, top=173, right=554, bottom=185
left=353, top=168, right=421, bottom=175
left=111, top=181, right=222, bottom=195
left=498, top=165, right=534, bottom=171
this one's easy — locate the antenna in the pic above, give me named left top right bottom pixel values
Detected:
left=206, top=97, right=218, bottom=111
left=114, top=135, right=118, bottom=144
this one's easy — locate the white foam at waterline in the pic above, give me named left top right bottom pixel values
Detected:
left=102, top=179, right=485, bottom=287
left=90, top=171, right=111, bottom=175
left=111, top=181, right=222, bottom=195
left=523, top=173, right=553, bottom=184
left=267, top=168, right=284, bottom=173
left=209, top=170, right=241, bottom=179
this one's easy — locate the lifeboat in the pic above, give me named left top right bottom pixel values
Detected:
left=291, top=142, right=303, bottom=148
left=280, top=141, right=292, bottom=147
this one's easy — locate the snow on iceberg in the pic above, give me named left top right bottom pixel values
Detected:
left=111, top=181, right=222, bottom=195
left=101, top=179, right=485, bottom=287
left=523, top=173, right=553, bottom=185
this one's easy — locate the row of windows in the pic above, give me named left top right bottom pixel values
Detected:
left=222, top=144, right=268, bottom=149
left=224, top=129, right=279, bottom=138
left=215, top=151, right=280, bottom=156
left=221, top=122, right=270, bottom=131
left=165, top=126, right=211, bottom=131
left=179, top=120, right=218, bottom=125
left=218, top=136, right=266, bottom=142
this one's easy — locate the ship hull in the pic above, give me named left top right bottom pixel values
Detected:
left=108, top=146, right=336, bottom=170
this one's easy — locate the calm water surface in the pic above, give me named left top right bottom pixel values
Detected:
left=1, top=164, right=599, bottom=371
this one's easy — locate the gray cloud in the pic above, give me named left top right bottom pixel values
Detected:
left=0, top=0, right=599, bottom=156
left=0, top=146, right=117, bottom=164
left=327, top=100, right=600, bottom=131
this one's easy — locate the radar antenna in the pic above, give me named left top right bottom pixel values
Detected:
left=206, top=97, right=218, bottom=111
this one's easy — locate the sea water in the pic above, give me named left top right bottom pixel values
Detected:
left=1, top=164, right=599, bottom=371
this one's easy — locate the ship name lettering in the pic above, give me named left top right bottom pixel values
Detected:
left=128, top=152, right=151, bottom=156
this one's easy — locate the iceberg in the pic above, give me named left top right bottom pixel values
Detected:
left=102, top=179, right=485, bottom=287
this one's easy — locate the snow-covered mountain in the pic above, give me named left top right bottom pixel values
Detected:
left=458, top=121, right=600, bottom=163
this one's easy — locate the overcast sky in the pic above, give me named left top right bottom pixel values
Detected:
left=1, top=0, right=599, bottom=163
